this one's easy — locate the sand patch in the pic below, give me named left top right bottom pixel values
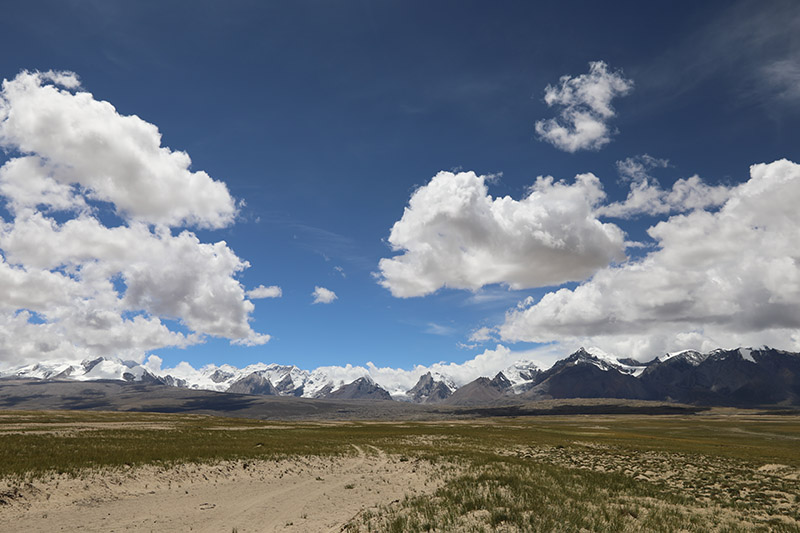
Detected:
left=0, top=448, right=441, bottom=532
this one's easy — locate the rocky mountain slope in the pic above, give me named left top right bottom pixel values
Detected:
left=444, top=373, right=512, bottom=406
left=405, top=372, right=454, bottom=403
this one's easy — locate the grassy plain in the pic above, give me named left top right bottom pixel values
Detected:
left=1, top=409, right=798, bottom=531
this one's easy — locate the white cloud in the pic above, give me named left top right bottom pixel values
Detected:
left=600, top=174, right=731, bottom=219
left=0, top=156, right=87, bottom=213
left=0, top=70, right=268, bottom=366
left=599, top=155, right=730, bottom=218
left=535, top=61, right=633, bottom=152
left=0, top=70, right=237, bottom=228
left=247, top=285, right=282, bottom=299
left=0, top=308, right=194, bottom=366
left=312, top=286, right=337, bottom=304
left=616, top=154, right=669, bottom=182
left=500, top=158, right=800, bottom=359
left=468, top=326, right=496, bottom=344
left=425, top=322, right=455, bottom=336
left=378, top=170, right=626, bottom=297
left=40, top=70, right=81, bottom=89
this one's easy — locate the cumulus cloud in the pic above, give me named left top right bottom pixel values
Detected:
left=0, top=70, right=237, bottom=228
left=40, top=70, right=81, bottom=89
left=0, top=70, right=269, bottom=366
left=247, top=285, right=282, bottom=299
left=378, top=170, right=626, bottom=297
left=500, top=158, right=800, bottom=358
left=0, top=214, right=266, bottom=341
left=598, top=155, right=730, bottom=218
left=535, top=61, right=633, bottom=152
left=312, top=286, right=337, bottom=304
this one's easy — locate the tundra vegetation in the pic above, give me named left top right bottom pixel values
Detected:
left=0, top=409, right=798, bottom=532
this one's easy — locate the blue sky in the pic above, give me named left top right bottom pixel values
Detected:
left=1, top=0, right=799, bottom=375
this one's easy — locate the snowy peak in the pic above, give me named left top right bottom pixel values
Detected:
left=241, top=364, right=308, bottom=396
left=7, top=361, right=78, bottom=380
left=503, top=360, right=541, bottom=384
left=502, top=360, right=542, bottom=393
left=208, top=369, right=235, bottom=384
left=1, top=357, right=162, bottom=384
left=160, top=362, right=313, bottom=395
left=658, top=347, right=766, bottom=366
left=406, top=372, right=453, bottom=404
left=707, top=348, right=758, bottom=364
left=554, top=348, right=649, bottom=376
left=555, top=348, right=623, bottom=373
left=326, top=376, right=391, bottom=400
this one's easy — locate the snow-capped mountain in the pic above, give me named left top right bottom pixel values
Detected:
left=405, top=372, right=454, bottom=403
left=641, top=346, right=800, bottom=404
left=657, top=349, right=709, bottom=366
left=572, top=347, right=650, bottom=376
left=2, top=357, right=162, bottom=383
left=502, top=360, right=542, bottom=393
left=1, top=346, right=798, bottom=406
left=547, top=347, right=623, bottom=373
left=162, top=362, right=312, bottom=395
left=326, top=376, right=392, bottom=400
left=522, top=348, right=651, bottom=401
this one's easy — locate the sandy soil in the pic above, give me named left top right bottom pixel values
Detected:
left=0, top=446, right=440, bottom=532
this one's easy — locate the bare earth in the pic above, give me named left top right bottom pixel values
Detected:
left=0, top=446, right=439, bottom=532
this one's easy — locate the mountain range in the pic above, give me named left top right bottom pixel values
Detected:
left=1, top=346, right=798, bottom=407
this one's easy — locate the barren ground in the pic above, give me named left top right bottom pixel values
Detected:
left=0, top=446, right=440, bottom=532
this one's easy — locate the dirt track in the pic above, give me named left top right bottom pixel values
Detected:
left=0, top=447, right=438, bottom=532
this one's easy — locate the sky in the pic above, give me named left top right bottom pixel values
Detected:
left=0, top=0, right=799, bottom=379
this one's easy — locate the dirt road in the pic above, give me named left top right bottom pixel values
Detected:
left=0, top=447, right=438, bottom=532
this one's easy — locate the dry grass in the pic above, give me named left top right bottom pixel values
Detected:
left=1, top=410, right=798, bottom=531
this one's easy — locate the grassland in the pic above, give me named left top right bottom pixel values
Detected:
left=1, top=409, right=798, bottom=531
